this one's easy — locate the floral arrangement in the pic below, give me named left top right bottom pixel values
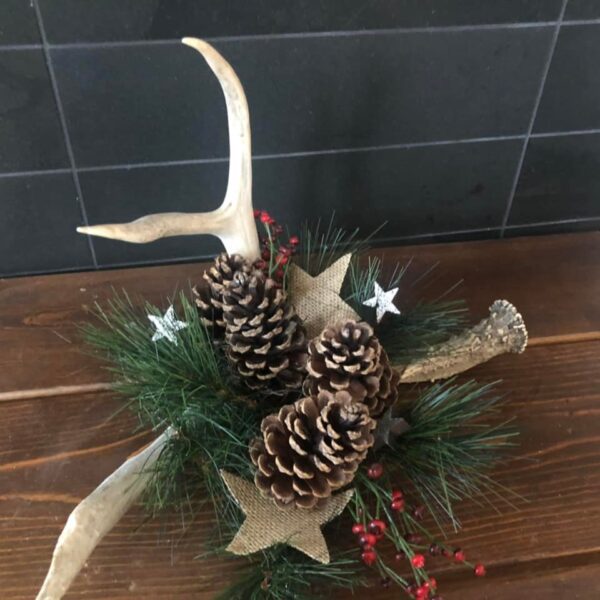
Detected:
left=36, top=39, right=528, bottom=600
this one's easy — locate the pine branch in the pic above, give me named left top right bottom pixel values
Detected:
left=389, top=379, right=519, bottom=526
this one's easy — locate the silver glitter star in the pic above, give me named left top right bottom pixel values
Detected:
left=363, top=281, right=401, bottom=323
left=148, top=305, right=188, bottom=345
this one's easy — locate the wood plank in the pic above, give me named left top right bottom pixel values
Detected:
left=0, top=232, right=598, bottom=396
left=1, top=341, right=598, bottom=598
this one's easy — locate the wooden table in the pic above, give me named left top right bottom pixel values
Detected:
left=1, top=232, right=599, bottom=599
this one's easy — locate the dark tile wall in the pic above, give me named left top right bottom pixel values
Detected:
left=0, top=0, right=598, bottom=277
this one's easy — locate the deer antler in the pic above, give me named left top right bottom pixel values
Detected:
left=77, top=38, right=260, bottom=261
left=398, top=299, right=528, bottom=383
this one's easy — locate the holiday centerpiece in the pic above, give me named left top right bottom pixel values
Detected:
left=37, top=39, right=528, bottom=600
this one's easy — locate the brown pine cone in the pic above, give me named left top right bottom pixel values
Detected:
left=193, top=252, right=251, bottom=335
left=304, top=320, right=400, bottom=418
left=223, top=270, right=307, bottom=390
left=250, top=390, right=375, bottom=508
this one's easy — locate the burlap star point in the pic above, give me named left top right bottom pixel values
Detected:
left=288, top=253, right=359, bottom=338
left=221, top=471, right=353, bottom=564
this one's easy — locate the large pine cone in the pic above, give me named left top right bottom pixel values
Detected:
left=250, top=390, right=375, bottom=508
left=304, top=320, right=400, bottom=418
left=193, top=253, right=251, bottom=335
left=223, top=270, right=307, bottom=390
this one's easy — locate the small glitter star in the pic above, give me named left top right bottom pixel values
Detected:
left=148, top=305, right=188, bottom=345
left=363, top=281, right=401, bottom=323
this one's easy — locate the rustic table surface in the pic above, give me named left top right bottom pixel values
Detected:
left=1, top=232, right=599, bottom=599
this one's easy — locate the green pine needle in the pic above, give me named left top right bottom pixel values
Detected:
left=390, top=379, right=519, bottom=528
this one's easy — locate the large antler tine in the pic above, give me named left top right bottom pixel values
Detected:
left=77, top=38, right=260, bottom=260
left=37, top=429, right=174, bottom=600
left=181, top=37, right=258, bottom=259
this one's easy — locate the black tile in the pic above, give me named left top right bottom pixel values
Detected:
left=565, top=0, right=600, bottom=20
left=505, top=219, right=600, bottom=238
left=38, top=0, right=563, bottom=44
left=0, top=50, right=69, bottom=172
left=0, top=173, right=94, bottom=276
left=80, top=138, right=520, bottom=266
left=53, top=29, right=551, bottom=168
left=253, top=140, right=520, bottom=239
left=509, top=134, right=600, bottom=225
left=0, top=1, right=40, bottom=45
left=534, top=24, right=600, bottom=133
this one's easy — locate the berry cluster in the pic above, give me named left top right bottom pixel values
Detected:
left=253, top=210, right=299, bottom=284
left=353, top=461, right=486, bottom=599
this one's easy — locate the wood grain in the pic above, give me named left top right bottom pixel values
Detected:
left=0, top=232, right=598, bottom=396
left=1, top=342, right=599, bottom=598
left=1, top=232, right=599, bottom=599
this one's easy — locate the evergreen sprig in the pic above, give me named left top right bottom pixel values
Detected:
left=390, top=379, right=519, bottom=528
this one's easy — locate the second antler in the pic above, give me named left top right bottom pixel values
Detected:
left=397, top=299, right=528, bottom=383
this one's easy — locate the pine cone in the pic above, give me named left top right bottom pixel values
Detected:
left=304, top=320, right=400, bottom=418
left=223, top=270, right=307, bottom=390
left=250, top=390, right=375, bottom=508
left=193, top=252, right=251, bottom=335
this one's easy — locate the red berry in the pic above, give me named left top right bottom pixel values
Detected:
left=253, top=209, right=260, bottom=218
left=411, top=553, right=426, bottom=568
left=391, top=498, right=405, bottom=511
left=429, top=578, right=437, bottom=590
left=391, top=489, right=404, bottom=500
left=416, top=585, right=429, bottom=599
left=261, top=249, right=270, bottom=260
left=351, top=523, right=365, bottom=535
left=278, top=245, right=291, bottom=256
left=275, top=267, right=284, bottom=279
left=367, top=462, right=383, bottom=479
left=454, top=549, right=466, bottom=562
left=368, top=519, right=387, bottom=538
left=361, top=549, right=377, bottom=566
left=359, top=533, right=377, bottom=547
left=260, top=211, right=271, bottom=223
left=429, top=543, right=441, bottom=556
left=442, top=548, right=453, bottom=558
left=474, top=564, right=486, bottom=577
left=289, top=235, right=299, bottom=245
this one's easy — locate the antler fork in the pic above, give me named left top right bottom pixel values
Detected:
left=77, top=38, right=260, bottom=261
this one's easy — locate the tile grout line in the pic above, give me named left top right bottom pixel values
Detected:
left=3, top=124, right=600, bottom=180
left=32, top=0, right=99, bottom=269
left=74, top=134, right=527, bottom=174
left=5, top=217, right=600, bottom=278
left=42, top=21, right=559, bottom=50
left=6, top=17, right=600, bottom=52
left=500, top=0, right=569, bottom=237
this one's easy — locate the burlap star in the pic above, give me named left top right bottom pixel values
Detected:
left=288, top=253, right=360, bottom=338
left=221, top=471, right=353, bottom=564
